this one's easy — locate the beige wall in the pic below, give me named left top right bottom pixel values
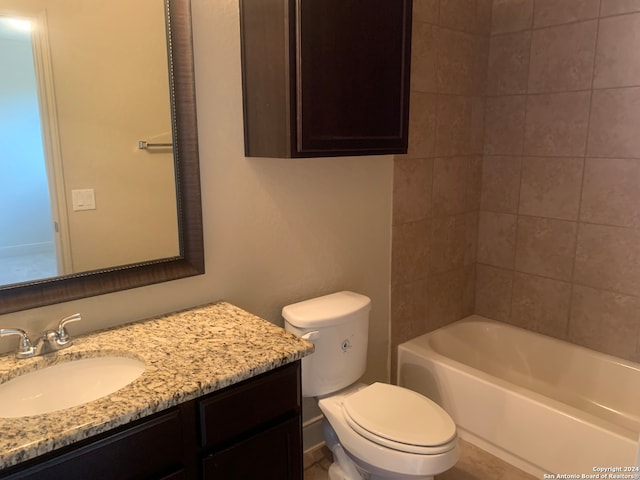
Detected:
left=390, top=0, right=490, bottom=378
left=0, top=0, right=393, bottom=386
left=477, top=0, right=640, bottom=362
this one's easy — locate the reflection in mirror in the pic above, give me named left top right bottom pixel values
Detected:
left=0, top=1, right=179, bottom=285
left=0, top=0, right=203, bottom=315
left=0, top=15, right=56, bottom=284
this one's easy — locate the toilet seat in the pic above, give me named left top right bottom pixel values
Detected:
left=342, top=383, right=456, bottom=455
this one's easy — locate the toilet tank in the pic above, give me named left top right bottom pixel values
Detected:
left=283, top=291, right=371, bottom=397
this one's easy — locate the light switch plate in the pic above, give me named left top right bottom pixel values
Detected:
left=72, top=189, right=96, bottom=211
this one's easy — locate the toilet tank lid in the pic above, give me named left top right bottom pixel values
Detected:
left=282, top=291, right=371, bottom=328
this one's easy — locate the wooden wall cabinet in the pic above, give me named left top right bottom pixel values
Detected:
left=1, top=362, right=302, bottom=480
left=240, top=0, right=413, bottom=158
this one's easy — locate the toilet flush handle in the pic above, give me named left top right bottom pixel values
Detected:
left=301, top=330, right=320, bottom=342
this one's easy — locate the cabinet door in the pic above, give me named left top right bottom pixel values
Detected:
left=201, top=416, right=302, bottom=480
left=1, top=410, right=185, bottom=480
left=296, top=0, right=412, bottom=156
left=240, top=0, right=412, bottom=158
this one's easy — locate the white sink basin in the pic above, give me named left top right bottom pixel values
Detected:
left=0, top=356, right=146, bottom=418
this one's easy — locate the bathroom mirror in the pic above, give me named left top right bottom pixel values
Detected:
left=0, top=0, right=203, bottom=315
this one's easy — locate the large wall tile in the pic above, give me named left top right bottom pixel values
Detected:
left=428, top=268, right=465, bottom=329
left=519, top=156, right=583, bottom=220
left=533, top=0, right=599, bottom=27
left=393, top=157, right=433, bottom=225
left=432, top=157, right=467, bottom=215
left=470, top=97, right=486, bottom=154
left=391, top=278, right=430, bottom=346
left=486, top=31, right=532, bottom=95
left=413, top=0, right=440, bottom=24
left=569, top=285, right=640, bottom=361
left=478, top=211, right=517, bottom=268
left=588, top=87, right=640, bottom=158
left=465, top=211, right=480, bottom=266
left=467, top=155, right=483, bottom=211
left=524, top=91, right=590, bottom=156
left=473, top=36, right=490, bottom=96
left=480, top=155, right=522, bottom=213
left=574, top=223, right=640, bottom=296
left=392, top=219, right=431, bottom=285
left=515, top=216, right=577, bottom=281
left=431, top=214, right=467, bottom=273
left=462, top=264, right=477, bottom=316
left=405, top=92, right=438, bottom=159
left=475, top=264, right=514, bottom=321
left=411, top=23, right=439, bottom=93
left=433, top=157, right=470, bottom=216
left=594, top=13, right=640, bottom=89
left=511, top=272, right=571, bottom=339
left=528, top=21, right=597, bottom=93
left=484, top=96, right=527, bottom=154
left=438, top=29, right=486, bottom=95
left=433, top=155, right=482, bottom=216
left=581, top=157, right=640, bottom=228
left=440, top=0, right=492, bottom=34
left=600, top=0, right=640, bottom=16
left=435, top=95, right=474, bottom=156
left=491, top=0, right=534, bottom=33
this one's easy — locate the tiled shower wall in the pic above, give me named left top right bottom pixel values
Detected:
left=392, top=0, right=640, bottom=374
left=391, top=0, right=490, bottom=376
left=477, top=0, right=640, bottom=363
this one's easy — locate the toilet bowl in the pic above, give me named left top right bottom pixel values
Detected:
left=283, top=291, right=458, bottom=480
left=320, top=383, right=458, bottom=479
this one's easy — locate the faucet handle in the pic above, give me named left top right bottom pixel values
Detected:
left=57, top=313, right=82, bottom=345
left=0, top=328, right=36, bottom=358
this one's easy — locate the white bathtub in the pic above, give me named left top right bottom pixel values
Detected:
left=397, top=315, right=640, bottom=477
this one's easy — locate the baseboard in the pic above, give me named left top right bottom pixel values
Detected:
left=303, top=414, right=325, bottom=453
left=0, top=241, right=55, bottom=258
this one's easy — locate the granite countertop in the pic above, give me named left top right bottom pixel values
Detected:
left=0, top=302, right=314, bottom=470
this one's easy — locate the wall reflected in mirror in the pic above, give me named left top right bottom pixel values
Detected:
left=0, top=15, right=55, bottom=284
left=0, top=0, right=179, bottom=287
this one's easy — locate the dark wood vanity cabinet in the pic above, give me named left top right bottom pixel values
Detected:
left=0, top=362, right=302, bottom=480
left=240, top=0, right=413, bottom=158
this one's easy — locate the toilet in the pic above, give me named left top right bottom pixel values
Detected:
left=283, top=291, right=458, bottom=480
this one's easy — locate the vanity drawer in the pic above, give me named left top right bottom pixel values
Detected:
left=2, top=409, right=185, bottom=480
left=198, top=362, right=301, bottom=449
left=201, top=415, right=302, bottom=479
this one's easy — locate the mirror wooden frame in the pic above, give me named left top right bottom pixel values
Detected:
left=0, top=0, right=204, bottom=315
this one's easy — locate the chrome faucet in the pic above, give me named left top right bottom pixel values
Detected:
left=0, top=313, right=82, bottom=359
